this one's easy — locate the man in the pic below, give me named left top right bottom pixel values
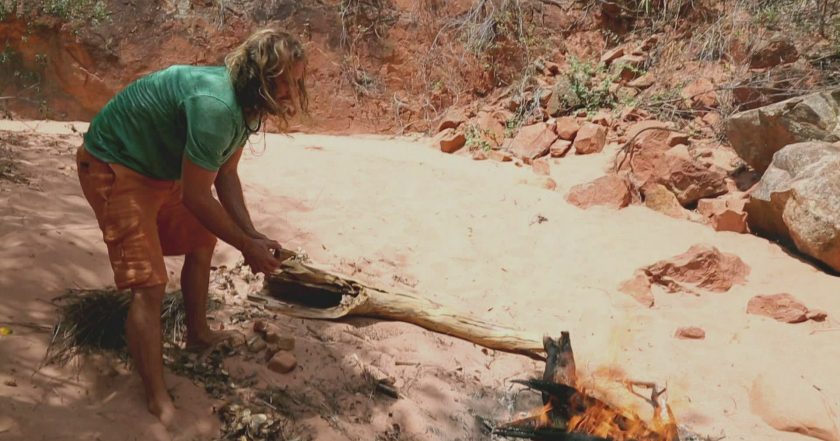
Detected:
left=76, top=27, right=308, bottom=423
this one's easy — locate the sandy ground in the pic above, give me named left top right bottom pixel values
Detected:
left=1, top=120, right=840, bottom=441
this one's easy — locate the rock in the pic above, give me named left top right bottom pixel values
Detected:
left=750, top=38, right=798, bottom=69
left=750, top=371, right=840, bottom=441
left=473, top=111, right=507, bottom=147
left=627, top=73, right=655, bottom=89
left=489, top=150, right=513, bottom=162
left=654, top=153, right=728, bottom=206
left=546, top=77, right=580, bottom=117
left=253, top=320, right=267, bottom=333
left=566, top=174, right=632, bottom=209
left=247, top=335, right=267, bottom=353
left=541, top=177, right=557, bottom=191
left=549, top=139, right=572, bottom=157
left=622, top=121, right=688, bottom=183
left=674, top=327, right=706, bottom=339
left=554, top=116, right=580, bottom=140
left=746, top=142, right=840, bottom=272
left=591, top=109, right=613, bottom=127
left=807, top=309, right=829, bottom=321
left=682, top=78, right=717, bottom=109
left=619, top=271, right=654, bottom=307
left=725, top=90, right=840, bottom=173
left=436, top=108, right=467, bottom=133
left=747, top=293, right=810, bottom=323
left=267, top=350, right=297, bottom=374
left=642, top=183, right=690, bottom=219
left=471, top=149, right=488, bottom=160
left=702, top=111, right=722, bottom=128
left=508, top=122, right=558, bottom=162
left=438, top=129, right=466, bottom=154
left=532, top=157, right=550, bottom=176
left=624, top=245, right=750, bottom=297
left=573, top=123, right=607, bottom=155
left=611, top=54, right=646, bottom=82
left=264, top=331, right=296, bottom=350
left=600, top=46, right=625, bottom=65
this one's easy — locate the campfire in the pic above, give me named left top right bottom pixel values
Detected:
left=491, top=333, right=679, bottom=441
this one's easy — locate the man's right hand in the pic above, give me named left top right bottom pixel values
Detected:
left=242, top=237, right=281, bottom=275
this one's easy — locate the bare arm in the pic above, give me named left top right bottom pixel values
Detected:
left=214, top=148, right=260, bottom=237
left=181, top=153, right=280, bottom=274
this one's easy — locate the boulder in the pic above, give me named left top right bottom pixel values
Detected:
left=549, top=139, right=572, bottom=157
left=653, top=150, right=728, bottom=206
left=725, top=90, right=840, bottom=173
left=573, top=123, right=607, bottom=155
left=508, top=122, right=558, bottom=162
left=749, top=38, right=798, bottom=69
left=566, top=174, right=632, bottom=209
left=746, top=142, right=840, bottom=272
left=554, top=116, right=580, bottom=140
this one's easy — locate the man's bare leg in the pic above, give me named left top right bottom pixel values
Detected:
left=126, top=284, right=175, bottom=424
left=181, top=242, right=230, bottom=350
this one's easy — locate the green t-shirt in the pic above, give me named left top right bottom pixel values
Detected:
left=84, top=65, right=250, bottom=180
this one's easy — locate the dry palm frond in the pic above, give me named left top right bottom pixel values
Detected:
left=44, top=288, right=194, bottom=366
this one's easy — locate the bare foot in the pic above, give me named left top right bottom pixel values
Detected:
left=184, top=329, right=242, bottom=353
left=148, top=395, right=177, bottom=427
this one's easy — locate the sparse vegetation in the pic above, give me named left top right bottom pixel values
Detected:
left=567, top=57, right=618, bottom=112
left=0, top=0, right=110, bottom=27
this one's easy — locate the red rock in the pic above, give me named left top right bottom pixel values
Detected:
left=619, top=270, right=654, bottom=307
left=697, top=197, right=749, bottom=233
left=641, top=244, right=750, bottom=293
left=682, top=78, right=718, bottom=109
left=253, top=320, right=267, bottom=333
left=475, top=112, right=506, bottom=146
left=472, top=150, right=488, bottom=160
left=600, top=46, right=625, bottom=65
left=532, top=157, right=551, bottom=176
left=436, top=108, right=467, bottom=133
left=489, top=150, right=513, bottom=162
left=541, top=177, right=558, bottom=191
left=554, top=117, right=580, bottom=140
left=749, top=38, right=798, bottom=69
left=628, top=73, right=655, bottom=89
left=807, top=310, right=828, bottom=321
left=612, top=54, right=646, bottom=82
left=591, top=110, right=613, bottom=127
left=267, top=350, right=297, bottom=373
left=747, top=293, right=809, bottom=323
left=654, top=154, right=728, bottom=206
left=702, top=111, right=722, bottom=127
left=549, top=139, right=572, bottom=158
left=642, top=183, right=689, bottom=219
left=566, top=174, right=632, bottom=209
left=508, top=122, right=558, bottom=162
left=675, top=327, right=706, bottom=339
left=573, top=123, right=607, bottom=155
left=439, top=129, right=466, bottom=154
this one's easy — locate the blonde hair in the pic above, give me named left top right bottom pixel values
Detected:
left=225, top=27, right=308, bottom=132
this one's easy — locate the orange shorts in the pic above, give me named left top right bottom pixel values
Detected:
left=76, top=145, right=217, bottom=289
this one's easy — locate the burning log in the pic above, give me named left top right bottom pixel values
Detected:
left=248, top=258, right=544, bottom=358
left=494, top=334, right=679, bottom=441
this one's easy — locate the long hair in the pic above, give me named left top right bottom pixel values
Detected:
left=225, top=27, right=309, bottom=132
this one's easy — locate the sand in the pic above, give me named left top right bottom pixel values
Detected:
left=1, top=120, right=839, bottom=441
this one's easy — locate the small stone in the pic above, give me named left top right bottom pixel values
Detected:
left=573, top=123, right=607, bottom=155
left=439, top=129, right=466, bottom=154
left=264, top=333, right=295, bottom=351
left=3, top=379, right=17, bottom=387
left=252, top=320, right=267, bottom=333
left=472, top=149, right=489, bottom=160
left=532, top=157, right=551, bottom=176
left=247, top=336, right=267, bottom=353
left=806, top=309, right=828, bottom=322
left=675, top=327, right=706, bottom=339
left=747, top=293, right=809, bottom=324
left=268, top=350, right=297, bottom=374
left=489, top=150, right=513, bottom=162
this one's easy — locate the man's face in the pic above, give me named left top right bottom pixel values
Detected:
left=274, top=61, right=305, bottom=117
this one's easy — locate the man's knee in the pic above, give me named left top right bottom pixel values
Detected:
left=131, top=283, right=167, bottom=305
left=186, top=240, right=216, bottom=264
